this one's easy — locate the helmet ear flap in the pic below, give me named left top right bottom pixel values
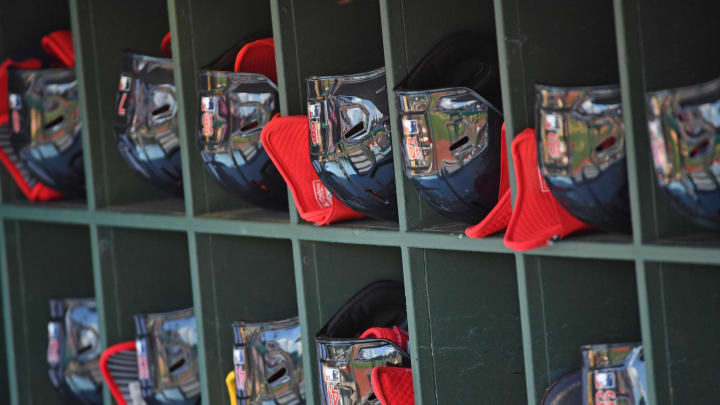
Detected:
left=540, top=371, right=582, bottom=405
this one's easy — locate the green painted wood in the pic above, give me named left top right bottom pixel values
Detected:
left=1, top=220, right=94, bottom=405
left=296, top=241, right=403, bottom=403
left=521, top=256, right=641, bottom=401
left=402, top=248, right=434, bottom=405
left=70, top=0, right=182, bottom=212
left=416, top=248, right=525, bottom=404
left=0, top=278, right=7, bottom=405
left=194, top=233, right=297, bottom=405
left=642, top=261, right=720, bottom=404
left=613, top=0, right=719, bottom=243
left=95, top=227, right=192, bottom=342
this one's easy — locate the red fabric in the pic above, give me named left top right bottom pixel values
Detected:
left=234, top=38, right=277, bottom=84
left=100, top=341, right=136, bottom=405
left=41, top=30, right=75, bottom=67
left=371, top=367, right=415, bottom=405
left=261, top=116, right=364, bottom=225
left=465, top=123, right=512, bottom=238
left=161, top=32, right=172, bottom=57
left=503, top=129, right=591, bottom=251
left=360, top=326, right=409, bottom=352
left=0, top=58, right=63, bottom=201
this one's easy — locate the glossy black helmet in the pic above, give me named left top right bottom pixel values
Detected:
left=316, top=280, right=409, bottom=405
left=113, top=52, right=182, bottom=195
left=648, top=76, right=720, bottom=231
left=47, top=298, right=103, bottom=405
left=8, top=66, right=84, bottom=195
left=135, top=308, right=200, bottom=405
left=232, top=317, right=305, bottom=404
left=395, top=32, right=504, bottom=224
left=536, top=84, right=631, bottom=233
left=307, top=68, right=397, bottom=220
left=197, top=37, right=288, bottom=210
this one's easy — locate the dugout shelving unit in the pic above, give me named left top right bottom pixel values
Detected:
left=0, top=0, right=719, bottom=404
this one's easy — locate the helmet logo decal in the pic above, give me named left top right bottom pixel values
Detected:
left=537, top=168, right=550, bottom=193
left=313, top=180, right=332, bottom=208
left=47, top=322, right=61, bottom=364
left=309, top=102, right=322, bottom=146
left=595, top=390, right=617, bottom=405
left=117, top=76, right=131, bottom=117
left=136, top=339, right=150, bottom=380
left=201, top=112, right=214, bottom=140
left=327, top=385, right=340, bottom=405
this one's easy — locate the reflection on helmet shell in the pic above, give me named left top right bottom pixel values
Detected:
left=113, top=53, right=182, bottom=195
left=307, top=68, right=397, bottom=220
left=396, top=87, right=503, bottom=224
left=648, top=76, right=720, bottom=231
left=232, top=317, right=305, bottom=404
left=536, top=84, right=631, bottom=233
left=197, top=70, right=287, bottom=209
left=48, top=298, right=103, bottom=405
left=316, top=338, right=409, bottom=405
left=581, top=343, right=646, bottom=405
left=134, top=308, right=200, bottom=405
left=9, top=67, right=85, bottom=194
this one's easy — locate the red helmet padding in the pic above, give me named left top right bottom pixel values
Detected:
left=100, top=341, right=137, bottom=405
left=41, top=30, right=75, bottom=68
left=360, top=326, right=409, bottom=352
left=161, top=32, right=172, bottom=57
left=503, top=129, right=591, bottom=251
left=0, top=57, right=63, bottom=201
left=234, top=38, right=277, bottom=84
left=261, top=115, right=364, bottom=225
left=371, top=366, right=415, bottom=405
left=465, top=123, right=511, bottom=238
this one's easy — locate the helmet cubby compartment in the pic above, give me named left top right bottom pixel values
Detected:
left=616, top=0, right=720, bottom=247
left=295, top=241, right=404, bottom=402
left=406, top=248, right=525, bottom=403
left=193, top=233, right=297, bottom=404
left=519, top=255, right=641, bottom=403
left=169, top=0, right=294, bottom=222
left=71, top=0, right=186, bottom=215
left=0, top=0, right=87, bottom=208
left=640, top=261, right=720, bottom=402
left=272, top=0, right=400, bottom=230
left=1, top=220, right=94, bottom=405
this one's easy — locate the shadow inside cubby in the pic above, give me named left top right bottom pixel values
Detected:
left=297, top=241, right=404, bottom=403
left=194, top=233, right=296, bottom=405
left=643, top=261, right=720, bottom=403
left=407, top=248, right=525, bottom=403
left=522, top=255, right=641, bottom=401
left=96, top=226, right=192, bottom=343
left=2, top=220, right=94, bottom=405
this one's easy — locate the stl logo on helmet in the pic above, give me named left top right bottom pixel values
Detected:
left=136, top=339, right=150, bottom=380
left=327, top=385, right=340, bottom=405
left=310, top=120, right=321, bottom=146
left=546, top=131, right=563, bottom=159
left=47, top=337, right=60, bottom=364
left=405, top=136, right=421, bottom=161
left=202, top=112, right=214, bottom=139
left=595, top=390, right=617, bottom=405
left=235, top=369, right=246, bottom=391
left=313, top=180, right=332, bottom=208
